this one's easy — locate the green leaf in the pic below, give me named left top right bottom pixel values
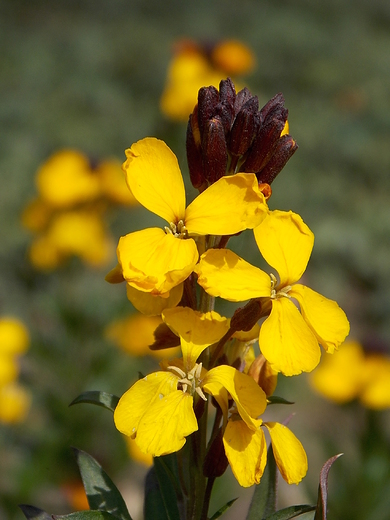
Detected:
left=267, top=396, right=294, bottom=405
left=265, top=505, right=316, bottom=519
left=19, top=505, right=52, bottom=520
left=145, top=454, right=182, bottom=520
left=54, top=512, right=119, bottom=520
left=314, top=454, right=343, bottom=520
left=69, top=391, right=120, bottom=413
left=144, top=466, right=169, bottom=520
left=73, top=448, right=132, bottom=520
left=246, top=443, right=277, bottom=520
left=209, top=498, right=238, bottom=520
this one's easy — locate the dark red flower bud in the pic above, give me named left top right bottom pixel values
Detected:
left=149, top=323, right=180, bottom=351
left=203, top=428, right=229, bottom=478
left=234, top=87, right=254, bottom=115
left=186, top=111, right=207, bottom=190
left=197, top=86, right=219, bottom=139
left=260, top=92, right=288, bottom=124
left=229, top=96, right=260, bottom=156
left=202, top=116, right=228, bottom=184
left=256, top=135, right=298, bottom=184
left=242, top=118, right=285, bottom=174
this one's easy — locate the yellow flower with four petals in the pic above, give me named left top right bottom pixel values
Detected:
left=195, top=210, right=350, bottom=376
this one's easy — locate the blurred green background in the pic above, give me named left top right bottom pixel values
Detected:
left=1, top=0, right=390, bottom=519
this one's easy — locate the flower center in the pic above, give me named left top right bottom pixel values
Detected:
left=269, top=273, right=292, bottom=300
left=168, top=362, right=207, bottom=401
left=164, top=219, right=188, bottom=238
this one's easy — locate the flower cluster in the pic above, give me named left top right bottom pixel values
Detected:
left=0, top=317, right=31, bottom=424
left=160, top=39, right=255, bottom=121
left=108, top=80, right=350, bottom=493
left=22, top=149, right=137, bottom=270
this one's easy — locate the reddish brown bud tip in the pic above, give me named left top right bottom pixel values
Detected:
left=257, top=135, right=298, bottom=185
left=186, top=113, right=207, bottom=190
left=203, top=428, right=229, bottom=478
left=230, top=299, right=262, bottom=333
left=197, top=86, right=219, bottom=138
left=149, top=323, right=180, bottom=351
left=248, top=354, right=278, bottom=397
left=229, top=96, right=259, bottom=156
left=202, top=116, right=228, bottom=184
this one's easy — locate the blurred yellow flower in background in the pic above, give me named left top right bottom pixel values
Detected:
left=22, top=150, right=137, bottom=271
left=310, top=340, right=390, bottom=409
left=0, top=317, right=31, bottom=424
left=105, top=313, right=180, bottom=358
left=160, top=38, right=255, bottom=121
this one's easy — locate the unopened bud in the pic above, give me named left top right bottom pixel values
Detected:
left=149, top=323, right=180, bottom=351
left=229, top=96, right=259, bottom=156
left=203, top=428, right=229, bottom=478
left=257, top=135, right=298, bottom=185
left=242, top=118, right=285, bottom=174
left=202, top=116, right=228, bottom=184
left=197, top=86, right=219, bottom=139
left=248, top=354, right=278, bottom=396
left=230, top=299, right=262, bottom=333
left=186, top=111, right=207, bottom=190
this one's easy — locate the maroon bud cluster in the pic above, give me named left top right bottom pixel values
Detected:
left=186, top=78, right=298, bottom=191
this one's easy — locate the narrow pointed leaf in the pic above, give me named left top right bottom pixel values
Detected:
left=267, top=396, right=294, bottom=405
left=246, top=443, right=277, bottom=520
left=54, top=512, right=118, bottom=520
left=73, top=448, right=132, bottom=520
left=265, top=505, right=315, bottom=519
left=151, top=454, right=182, bottom=520
left=19, top=505, right=52, bottom=520
left=144, top=466, right=169, bottom=520
left=209, top=498, right=238, bottom=520
left=69, top=392, right=120, bottom=413
left=314, top=454, right=343, bottom=520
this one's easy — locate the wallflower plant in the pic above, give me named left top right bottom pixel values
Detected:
left=21, top=79, right=349, bottom=520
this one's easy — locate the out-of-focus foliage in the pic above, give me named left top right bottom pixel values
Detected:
left=1, top=0, right=390, bottom=519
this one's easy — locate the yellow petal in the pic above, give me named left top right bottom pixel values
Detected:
left=136, top=390, right=197, bottom=456
left=204, top=365, right=266, bottom=429
left=260, top=298, right=321, bottom=376
left=290, top=285, right=350, bottom=354
left=195, top=249, right=271, bottom=301
left=254, top=210, right=314, bottom=286
left=115, top=372, right=178, bottom=435
left=118, top=228, right=198, bottom=294
left=162, top=307, right=229, bottom=369
left=126, top=283, right=183, bottom=316
left=122, top=138, right=186, bottom=223
left=264, top=422, right=308, bottom=484
left=309, top=340, right=365, bottom=403
left=185, top=173, right=268, bottom=235
left=223, top=420, right=267, bottom=487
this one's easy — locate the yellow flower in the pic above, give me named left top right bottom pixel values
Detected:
left=310, top=340, right=390, bottom=409
left=114, top=307, right=231, bottom=456
left=36, top=150, right=101, bottom=208
left=28, top=210, right=114, bottom=270
left=0, top=318, right=30, bottom=356
left=105, top=313, right=180, bottom=359
left=0, top=318, right=29, bottom=386
left=195, top=210, right=350, bottom=376
left=160, top=39, right=255, bottom=121
left=114, top=137, right=268, bottom=301
left=114, top=307, right=307, bottom=487
left=0, top=383, right=31, bottom=424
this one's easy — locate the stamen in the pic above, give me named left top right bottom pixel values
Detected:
left=164, top=220, right=188, bottom=238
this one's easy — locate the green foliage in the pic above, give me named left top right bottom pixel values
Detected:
left=70, top=392, right=120, bottom=413
left=73, top=449, right=132, bottom=520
